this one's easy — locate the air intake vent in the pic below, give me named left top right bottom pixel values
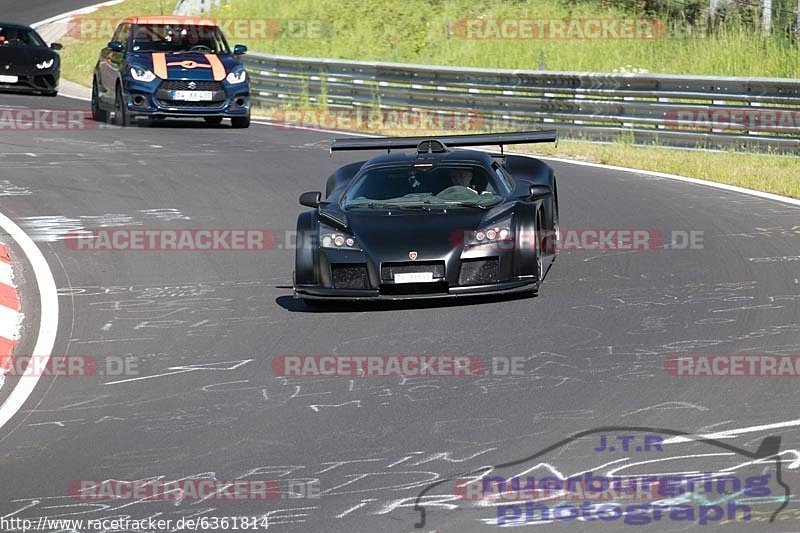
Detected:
left=459, top=258, right=499, bottom=285
left=331, top=264, right=369, bottom=289
left=417, top=139, right=448, bottom=153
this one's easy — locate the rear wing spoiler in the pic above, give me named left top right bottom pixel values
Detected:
left=329, top=130, right=558, bottom=153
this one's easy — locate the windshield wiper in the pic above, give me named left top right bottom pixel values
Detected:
left=392, top=204, right=431, bottom=211
left=441, top=201, right=490, bottom=209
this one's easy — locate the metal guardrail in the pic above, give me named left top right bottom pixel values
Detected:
left=240, top=52, right=800, bottom=152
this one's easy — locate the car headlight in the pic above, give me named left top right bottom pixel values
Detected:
left=465, top=218, right=513, bottom=248
left=226, top=68, right=247, bottom=84
left=319, top=224, right=360, bottom=250
left=130, top=66, right=157, bottom=82
left=36, top=58, right=55, bottom=70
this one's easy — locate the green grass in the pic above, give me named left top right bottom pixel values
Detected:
left=211, top=0, right=800, bottom=77
left=54, top=0, right=800, bottom=199
left=59, top=0, right=800, bottom=81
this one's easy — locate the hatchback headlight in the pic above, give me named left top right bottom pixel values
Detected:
left=226, top=68, right=247, bottom=84
left=130, top=66, right=157, bottom=82
left=36, top=58, right=55, bottom=70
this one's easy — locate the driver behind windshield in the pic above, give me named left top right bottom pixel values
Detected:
left=448, top=168, right=478, bottom=194
left=132, top=25, right=223, bottom=53
left=0, top=28, right=20, bottom=45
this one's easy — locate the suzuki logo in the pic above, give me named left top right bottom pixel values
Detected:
left=3, top=65, right=9, bottom=71
left=408, top=251, right=418, bottom=261
left=187, top=81, right=197, bottom=90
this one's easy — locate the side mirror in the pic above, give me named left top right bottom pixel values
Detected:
left=299, top=191, right=322, bottom=208
left=107, top=41, right=124, bottom=53
left=233, top=44, right=248, bottom=56
left=529, top=184, right=552, bottom=200
left=50, top=42, right=63, bottom=51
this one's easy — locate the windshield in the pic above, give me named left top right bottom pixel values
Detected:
left=131, top=24, right=230, bottom=53
left=343, top=163, right=506, bottom=210
left=0, top=26, right=46, bottom=47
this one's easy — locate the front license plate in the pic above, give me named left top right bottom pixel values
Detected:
left=172, top=90, right=213, bottom=102
left=394, top=272, right=434, bottom=284
left=0, top=75, right=18, bottom=83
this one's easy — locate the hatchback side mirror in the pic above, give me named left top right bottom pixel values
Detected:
left=50, top=42, right=63, bottom=51
left=107, top=41, right=124, bottom=53
left=233, top=44, right=248, bottom=55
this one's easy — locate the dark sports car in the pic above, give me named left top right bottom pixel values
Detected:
left=0, top=23, right=62, bottom=96
left=92, top=16, right=251, bottom=128
left=293, top=131, right=560, bottom=302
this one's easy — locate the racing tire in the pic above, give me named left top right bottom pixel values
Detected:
left=513, top=205, right=542, bottom=281
left=294, top=212, right=318, bottom=287
left=91, top=78, right=107, bottom=123
left=204, top=117, right=224, bottom=125
left=114, top=84, right=131, bottom=127
left=231, top=114, right=251, bottom=129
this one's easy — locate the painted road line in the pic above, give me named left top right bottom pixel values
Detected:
left=0, top=243, right=21, bottom=374
left=0, top=212, right=59, bottom=430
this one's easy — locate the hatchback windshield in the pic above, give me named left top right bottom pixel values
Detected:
left=343, top=164, right=506, bottom=209
left=131, top=24, right=229, bottom=53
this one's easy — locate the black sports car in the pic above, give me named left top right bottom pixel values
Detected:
left=0, top=23, right=62, bottom=96
left=293, top=131, right=560, bottom=302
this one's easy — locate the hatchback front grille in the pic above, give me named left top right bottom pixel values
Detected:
left=159, top=80, right=223, bottom=92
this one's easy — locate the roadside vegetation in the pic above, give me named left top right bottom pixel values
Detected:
left=209, top=0, right=800, bottom=77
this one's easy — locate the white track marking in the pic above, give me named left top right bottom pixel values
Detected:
left=0, top=306, right=22, bottom=340
left=0, top=261, right=13, bottom=284
left=30, top=0, right=124, bottom=29
left=0, top=211, right=59, bottom=431
left=535, top=155, right=800, bottom=207
left=663, top=419, right=800, bottom=445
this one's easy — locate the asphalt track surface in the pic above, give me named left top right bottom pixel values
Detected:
left=1, top=2, right=800, bottom=532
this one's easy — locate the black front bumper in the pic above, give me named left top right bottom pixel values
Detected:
left=0, top=72, right=59, bottom=93
left=294, top=277, right=540, bottom=301
left=124, top=78, right=250, bottom=119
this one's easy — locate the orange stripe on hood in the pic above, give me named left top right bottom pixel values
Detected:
left=152, top=53, right=168, bottom=79
left=205, top=54, right=226, bottom=82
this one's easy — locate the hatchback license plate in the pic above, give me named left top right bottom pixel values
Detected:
left=172, top=90, right=213, bottom=102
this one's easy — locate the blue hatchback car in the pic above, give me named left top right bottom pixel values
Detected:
left=92, top=16, right=251, bottom=128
